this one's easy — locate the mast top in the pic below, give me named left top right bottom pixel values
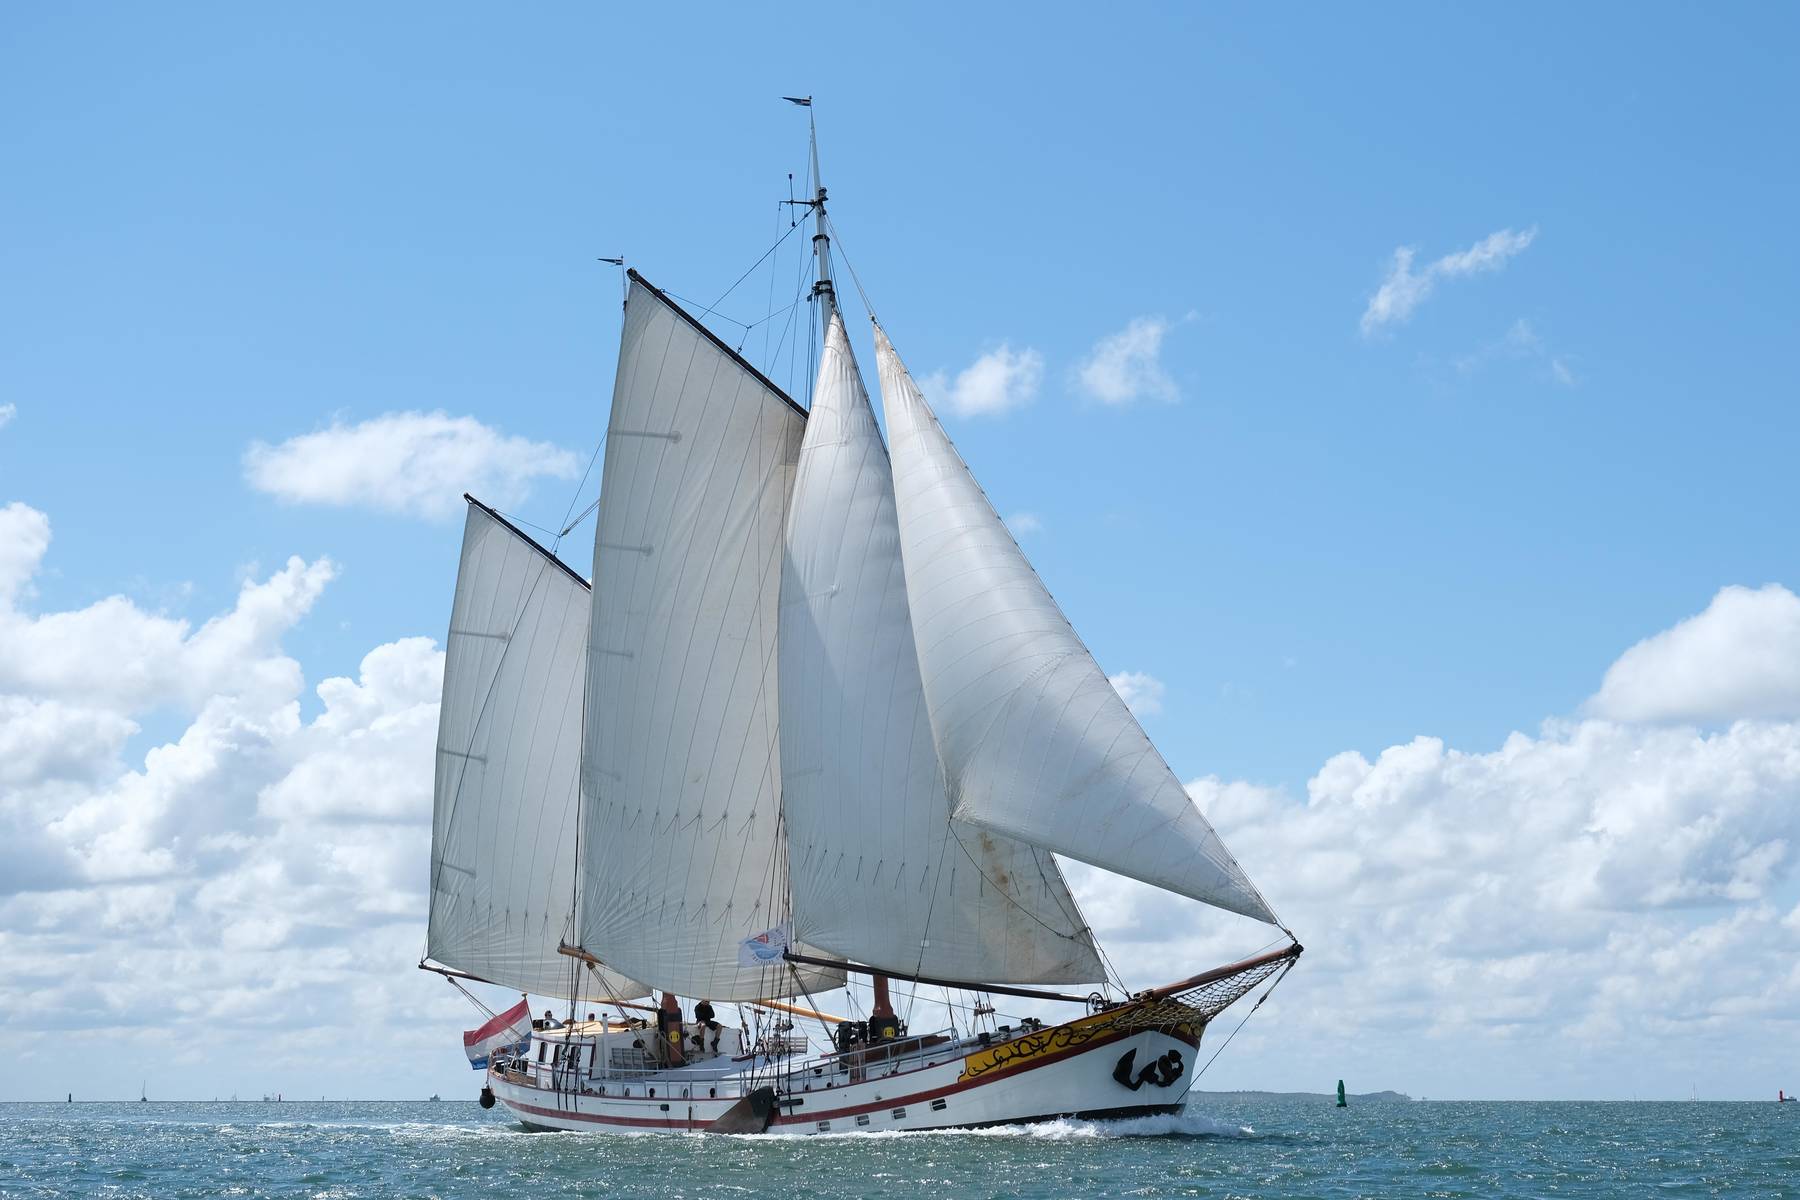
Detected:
left=785, top=95, right=835, bottom=325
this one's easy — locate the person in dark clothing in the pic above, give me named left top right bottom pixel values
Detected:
left=694, top=999, right=721, bottom=1055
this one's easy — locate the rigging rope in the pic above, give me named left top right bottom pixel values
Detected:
left=823, top=213, right=880, bottom=327
left=1189, top=955, right=1298, bottom=1083
left=696, top=213, right=812, bottom=324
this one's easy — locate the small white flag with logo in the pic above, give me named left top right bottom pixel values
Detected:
left=738, top=922, right=791, bottom=968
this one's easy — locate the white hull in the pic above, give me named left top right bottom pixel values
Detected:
left=487, top=1008, right=1201, bottom=1135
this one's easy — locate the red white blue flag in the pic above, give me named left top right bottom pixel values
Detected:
left=463, top=998, right=531, bottom=1070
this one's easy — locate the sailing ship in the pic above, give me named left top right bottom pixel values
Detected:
left=422, top=110, right=1301, bottom=1134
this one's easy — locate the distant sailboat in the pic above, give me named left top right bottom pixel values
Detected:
left=418, top=104, right=1301, bottom=1135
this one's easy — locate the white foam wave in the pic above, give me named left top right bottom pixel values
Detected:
left=746, top=1106, right=1252, bottom=1141
left=966, top=1109, right=1254, bottom=1140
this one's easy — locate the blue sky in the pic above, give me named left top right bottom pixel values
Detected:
left=3, top=4, right=1797, bottom=1102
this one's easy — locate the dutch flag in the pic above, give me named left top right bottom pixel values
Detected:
left=463, top=998, right=531, bottom=1070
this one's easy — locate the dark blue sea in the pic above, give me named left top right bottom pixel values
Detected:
left=1, top=1098, right=1795, bottom=1198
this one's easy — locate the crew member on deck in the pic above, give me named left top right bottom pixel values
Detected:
left=694, top=999, right=720, bottom=1054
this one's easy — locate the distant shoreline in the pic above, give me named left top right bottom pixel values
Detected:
left=1191, top=1089, right=1413, bottom=1102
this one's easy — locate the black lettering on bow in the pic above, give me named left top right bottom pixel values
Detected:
left=1113, top=1047, right=1185, bottom=1091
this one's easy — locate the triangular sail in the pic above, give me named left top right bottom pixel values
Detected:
left=780, top=316, right=1105, bottom=984
left=429, top=499, right=648, bottom=1000
left=875, top=326, right=1278, bottom=925
left=577, top=274, right=844, bottom=1000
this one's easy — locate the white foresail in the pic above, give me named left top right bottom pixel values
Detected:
left=578, top=274, right=844, bottom=1000
left=781, top=316, right=1106, bottom=983
left=429, top=500, right=648, bottom=1000
left=875, top=326, right=1279, bottom=926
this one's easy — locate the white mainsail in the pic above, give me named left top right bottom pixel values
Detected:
left=875, top=326, right=1279, bottom=926
left=577, top=274, right=843, bottom=1000
left=780, top=315, right=1105, bottom=984
left=429, top=499, right=647, bottom=1000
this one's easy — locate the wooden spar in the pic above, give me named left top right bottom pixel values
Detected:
left=782, top=951, right=1093, bottom=1005
left=1138, top=942, right=1303, bottom=1001
left=555, top=944, right=841, bottom=1021
left=750, top=997, right=844, bottom=1025
left=551, top=943, right=659, bottom=1013
left=417, top=959, right=498, bottom=986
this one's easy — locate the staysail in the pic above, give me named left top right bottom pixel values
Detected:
left=577, top=273, right=843, bottom=1000
left=875, top=326, right=1279, bottom=925
left=429, top=498, right=647, bottom=999
left=780, top=316, right=1106, bottom=983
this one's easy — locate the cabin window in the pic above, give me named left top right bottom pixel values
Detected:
left=930, top=1098, right=948, bottom=1112
left=891, top=1107, right=906, bottom=1119
left=855, top=1114, right=870, bottom=1127
left=816, top=1121, right=830, bottom=1132
left=537, top=1042, right=548, bottom=1063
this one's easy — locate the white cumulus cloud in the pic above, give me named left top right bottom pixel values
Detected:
left=1077, top=316, right=1180, bottom=405
left=0, top=502, right=453, bottom=1098
left=1587, top=584, right=1800, bottom=723
left=0, top=403, right=15, bottom=431
left=244, top=410, right=580, bottom=520
left=1068, top=581, right=1800, bottom=1098
left=1361, top=227, right=1537, bottom=336
left=0, top=501, right=52, bottom=604
left=921, top=345, right=1044, bottom=418
left=1109, top=669, right=1166, bottom=718
left=1005, top=511, right=1044, bottom=538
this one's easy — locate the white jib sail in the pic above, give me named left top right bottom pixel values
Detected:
left=578, top=275, right=843, bottom=1000
left=781, top=316, right=1105, bottom=983
left=429, top=499, right=647, bottom=1000
left=875, top=326, right=1279, bottom=925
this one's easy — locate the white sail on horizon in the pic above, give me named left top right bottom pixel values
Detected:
left=780, top=315, right=1106, bottom=985
left=875, top=324, right=1280, bottom=927
left=428, top=500, right=648, bottom=1001
left=576, top=275, right=844, bottom=1001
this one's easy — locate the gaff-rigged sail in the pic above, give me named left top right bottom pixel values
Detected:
left=429, top=499, right=648, bottom=1000
left=577, top=273, right=844, bottom=1001
left=875, top=326, right=1279, bottom=926
left=780, top=315, right=1105, bottom=983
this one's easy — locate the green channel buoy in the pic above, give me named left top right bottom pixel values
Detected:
left=1337, top=1080, right=1348, bottom=1107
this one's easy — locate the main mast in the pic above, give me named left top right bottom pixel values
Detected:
left=785, top=94, right=903, bottom=1030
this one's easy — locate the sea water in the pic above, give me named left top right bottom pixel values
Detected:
left=1, top=1098, right=1794, bottom=1198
